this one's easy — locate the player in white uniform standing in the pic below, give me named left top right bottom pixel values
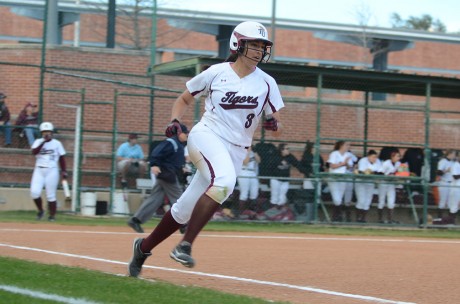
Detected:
left=31, top=122, right=67, bottom=221
left=327, top=141, right=354, bottom=222
left=128, top=21, right=284, bottom=277
left=445, top=154, right=460, bottom=224
left=236, top=146, right=260, bottom=217
left=355, top=150, right=380, bottom=223
left=343, top=150, right=357, bottom=222
left=436, top=150, right=456, bottom=219
left=377, top=151, right=401, bottom=223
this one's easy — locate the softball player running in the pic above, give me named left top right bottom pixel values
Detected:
left=128, top=21, right=284, bottom=277
left=355, top=150, right=380, bottom=223
left=31, top=122, right=67, bottom=221
left=436, top=150, right=456, bottom=218
left=377, top=151, right=401, bottom=223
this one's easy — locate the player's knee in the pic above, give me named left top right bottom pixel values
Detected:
left=31, top=190, right=41, bottom=199
left=206, top=174, right=236, bottom=204
left=171, top=203, right=191, bottom=225
left=46, top=194, right=57, bottom=202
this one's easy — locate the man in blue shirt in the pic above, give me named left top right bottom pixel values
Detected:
left=127, top=124, right=188, bottom=233
left=116, top=133, right=147, bottom=188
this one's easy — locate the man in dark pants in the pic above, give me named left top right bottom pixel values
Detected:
left=127, top=123, right=188, bottom=233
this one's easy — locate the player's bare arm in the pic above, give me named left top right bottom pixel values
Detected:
left=171, top=90, right=194, bottom=121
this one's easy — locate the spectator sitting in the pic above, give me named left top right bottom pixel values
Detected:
left=0, top=92, right=12, bottom=147
left=15, top=102, right=39, bottom=146
left=116, top=133, right=148, bottom=188
left=299, top=140, right=325, bottom=178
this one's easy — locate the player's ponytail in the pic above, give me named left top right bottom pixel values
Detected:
left=225, top=53, right=238, bottom=63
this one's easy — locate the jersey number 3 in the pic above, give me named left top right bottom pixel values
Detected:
left=245, top=114, right=255, bottom=128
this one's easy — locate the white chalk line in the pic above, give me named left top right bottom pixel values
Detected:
left=0, top=243, right=415, bottom=304
left=1, top=228, right=459, bottom=245
left=0, top=284, right=100, bottom=304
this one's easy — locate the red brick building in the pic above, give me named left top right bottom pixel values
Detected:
left=1, top=4, right=459, bottom=188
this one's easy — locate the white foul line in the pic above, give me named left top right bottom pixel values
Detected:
left=1, top=228, right=459, bottom=245
left=0, top=284, right=100, bottom=304
left=0, top=243, right=415, bottom=304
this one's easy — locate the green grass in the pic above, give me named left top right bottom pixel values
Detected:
left=2, top=210, right=460, bottom=239
left=0, top=256, right=286, bottom=304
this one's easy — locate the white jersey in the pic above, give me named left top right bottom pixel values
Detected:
left=31, top=138, right=66, bottom=168
left=328, top=150, right=354, bottom=174
left=379, top=159, right=401, bottom=175
left=437, top=158, right=454, bottom=182
left=451, top=161, right=460, bottom=182
left=240, top=150, right=259, bottom=176
left=346, top=152, right=358, bottom=173
left=186, top=62, right=284, bottom=147
left=358, top=157, right=380, bottom=173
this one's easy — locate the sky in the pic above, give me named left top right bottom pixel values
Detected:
left=162, top=0, right=460, bottom=33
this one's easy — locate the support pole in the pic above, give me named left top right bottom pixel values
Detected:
left=106, top=0, right=116, bottom=48
left=46, top=0, right=59, bottom=45
left=38, top=0, right=50, bottom=123
left=73, top=0, right=81, bottom=47
left=148, top=0, right=157, bottom=149
left=314, top=74, right=329, bottom=223
left=422, top=83, right=432, bottom=227
left=270, top=0, right=276, bottom=60
left=72, top=104, right=82, bottom=212
left=364, top=91, right=369, bottom=155
left=110, top=89, right=119, bottom=213
left=76, top=89, right=85, bottom=212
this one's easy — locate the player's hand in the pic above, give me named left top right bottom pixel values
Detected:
left=44, top=134, right=52, bottom=142
left=165, top=119, right=182, bottom=138
left=151, top=166, right=161, bottom=176
left=61, top=171, right=68, bottom=179
left=262, top=117, right=278, bottom=131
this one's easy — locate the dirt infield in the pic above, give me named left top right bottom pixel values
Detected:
left=1, top=222, right=459, bottom=304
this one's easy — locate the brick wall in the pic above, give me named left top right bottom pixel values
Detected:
left=2, top=7, right=460, bottom=72
left=1, top=45, right=459, bottom=146
left=1, top=8, right=460, bottom=187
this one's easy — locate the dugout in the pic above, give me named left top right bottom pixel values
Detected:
left=152, top=56, right=460, bottom=226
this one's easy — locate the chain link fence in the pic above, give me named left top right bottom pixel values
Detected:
left=1, top=54, right=460, bottom=226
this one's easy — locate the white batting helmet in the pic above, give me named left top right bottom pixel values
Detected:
left=229, top=21, right=272, bottom=55
left=39, top=122, right=54, bottom=132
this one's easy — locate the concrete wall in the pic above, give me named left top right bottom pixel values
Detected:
left=0, top=187, right=144, bottom=216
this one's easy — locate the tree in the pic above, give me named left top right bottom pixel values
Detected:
left=86, top=0, right=196, bottom=50
left=390, top=13, right=446, bottom=33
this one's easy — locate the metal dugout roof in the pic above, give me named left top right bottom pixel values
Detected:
left=153, top=57, right=460, bottom=99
